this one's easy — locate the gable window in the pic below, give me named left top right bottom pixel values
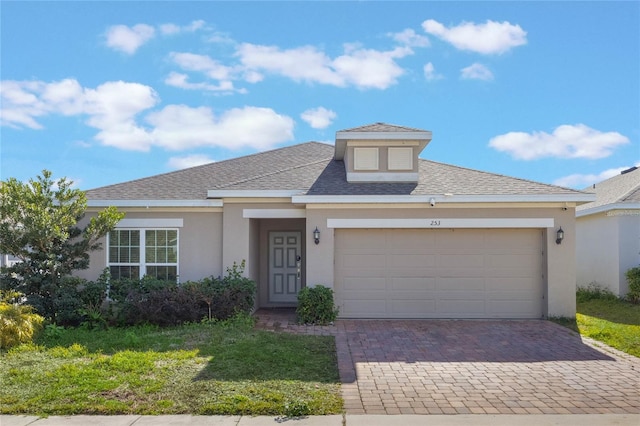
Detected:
left=108, top=229, right=178, bottom=282
left=388, top=147, right=413, bottom=170
left=353, top=147, right=379, bottom=170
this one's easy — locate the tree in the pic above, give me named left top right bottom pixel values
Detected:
left=0, top=170, right=124, bottom=320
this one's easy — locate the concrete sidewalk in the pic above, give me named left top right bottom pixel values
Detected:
left=3, top=414, right=640, bottom=426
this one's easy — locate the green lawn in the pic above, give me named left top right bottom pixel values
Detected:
left=553, top=297, right=640, bottom=357
left=0, top=315, right=342, bottom=416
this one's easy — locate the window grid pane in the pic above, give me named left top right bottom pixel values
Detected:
left=109, top=230, right=140, bottom=263
left=109, top=229, right=177, bottom=282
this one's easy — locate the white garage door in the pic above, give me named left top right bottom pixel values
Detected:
left=335, top=228, right=544, bottom=319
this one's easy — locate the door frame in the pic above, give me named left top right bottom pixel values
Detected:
left=257, top=218, right=306, bottom=308
left=268, top=230, right=303, bottom=303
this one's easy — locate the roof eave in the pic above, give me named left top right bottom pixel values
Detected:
left=87, top=199, right=223, bottom=208
left=293, top=193, right=595, bottom=204
left=576, top=202, right=640, bottom=218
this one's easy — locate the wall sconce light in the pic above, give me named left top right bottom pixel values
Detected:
left=556, top=227, right=564, bottom=245
left=313, top=227, right=320, bottom=245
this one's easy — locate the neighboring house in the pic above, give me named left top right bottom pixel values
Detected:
left=576, top=167, right=640, bottom=297
left=81, top=123, right=593, bottom=319
left=1, top=254, right=21, bottom=268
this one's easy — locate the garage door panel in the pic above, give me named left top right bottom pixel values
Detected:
left=437, top=277, right=485, bottom=290
left=435, top=230, right=483, bottom=248
left=485, top=230, right=539, bottom=247
left=485, top=254, right=539, bottom=269
left=439, top=254, right=485, bottom=268
left=391, top=299, right=437, bottom=316
left=389, top=229, right=436, bottom=247
left=438, top=268, right=488, bottom=278
left=343, top=300, right=388, bottom=317
left=343, top=277, right=386, bottom=290
left=339, top=254, right=386, bottom=269
left=487, top=300, right=540, bottom=318
left=436, top=299, right=486, bottom=315
left=390, top=254, right=436, bottom=267
left=391, top=277, right=436, bottom=290
left=335, top=228, right=543, bottom=319
left=488, top=278, right=540, bottom=291
left=337, top=229, right=385, bottom=248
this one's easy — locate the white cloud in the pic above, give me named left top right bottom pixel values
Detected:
left=185, top=20, right=205, bottom=32
left=165, top=72, right=241, bottom=94
left=389, top=29, right=430, bottom=47
left=105, top=24, right=155, bottom=54
left=146, top=105, right=294, bottom=151
left=1, top=78, right=158, bottom=150
left=0, top=80, right=49, bottom=128
left=160, top=20, right=206, bottom=35
left=423, top=19, right=527, bottom=54
left=423, top=62, right=443, bottom=81
left=236, top=43, right=410, bottom=89
left=169, top=52, right=234, bottom=81
left=489, top=124, right=630, bottom=160
left=83, top=81, right=159, bottom=151
left=553, top=166, right=635, bottom=188
left=1, top=78, right=294, bottom=153
left=461, top=63, right=494, bottom=80
left=159, top=23, right=181, bottom=35
left=301, top=107, right=337, bottom=129
left=168, top=154, right=215, bottom=170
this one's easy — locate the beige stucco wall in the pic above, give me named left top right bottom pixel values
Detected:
left=77, top=210, right=223, bottom=283
left=304, top=205, right=577, bottom=318
left=578, top=213, right=640, bottom=296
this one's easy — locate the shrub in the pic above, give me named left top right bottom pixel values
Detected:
left=625, top=266, right=640, bottom=304
left=296, top=285, right=338, bottom=325
left=0, top=290, right=44, bottom=349
left=109, top=261, right=256, bottom=326
left=576, top=282, right=618, bottom=303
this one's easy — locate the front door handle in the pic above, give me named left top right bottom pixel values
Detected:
left=296, top=255, right=301, bottom=279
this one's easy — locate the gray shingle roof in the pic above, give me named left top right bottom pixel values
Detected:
left=577, top=167, right=640, bottom=211
left=87, top=141, right=586, bottom=201
left=339, top=122, right=427, bottom=133
left=86, top=142, right=334, bottom=200
left=306, top=158, right=582, bottom=196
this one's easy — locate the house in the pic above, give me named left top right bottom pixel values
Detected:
left=81, top=123, right=593, bottom=319
left=576, top=167, right=640, bottom=297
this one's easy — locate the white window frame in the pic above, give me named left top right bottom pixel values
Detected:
left=107, top=228, right=180, bottom=282
left=353, top=147, right=379, bottom=170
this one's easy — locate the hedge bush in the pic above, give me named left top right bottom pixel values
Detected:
left=109, top=261, right=256, bottom=326
left=296, top=285, right=338, bottom=325
left=625, top=266, right=640, bottom=304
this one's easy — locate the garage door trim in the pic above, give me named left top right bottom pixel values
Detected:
left=328, top=218, right=554, bottom=229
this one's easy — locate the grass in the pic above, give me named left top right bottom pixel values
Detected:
left=552, top=288, right=640, bottom=357
left=0, top=315, right=342, bottom=416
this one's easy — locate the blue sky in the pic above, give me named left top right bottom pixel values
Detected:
left=1, top=1, right=638, bottom=190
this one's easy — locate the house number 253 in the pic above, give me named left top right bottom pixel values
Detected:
left=430, top=220, right=441, bottom=226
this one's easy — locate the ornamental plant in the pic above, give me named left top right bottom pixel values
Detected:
left=0, top=290, right=44, bottom=349
left=296, top=285, right=339, bottom=325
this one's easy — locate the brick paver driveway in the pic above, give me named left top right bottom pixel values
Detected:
left=255, top=311, right=640, bottom=415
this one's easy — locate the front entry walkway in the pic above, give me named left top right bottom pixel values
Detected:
left=254, top=310, right=640, bottom=415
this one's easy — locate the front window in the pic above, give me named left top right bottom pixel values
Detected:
left=108, top=229, right=178, bottom=282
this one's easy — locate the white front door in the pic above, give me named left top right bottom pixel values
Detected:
left=269, top=231, right=302, bottom=303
